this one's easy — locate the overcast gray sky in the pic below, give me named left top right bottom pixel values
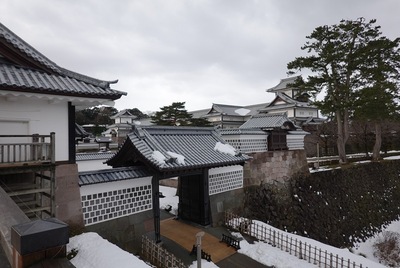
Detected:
left=2, top=0, right=400, bottom=113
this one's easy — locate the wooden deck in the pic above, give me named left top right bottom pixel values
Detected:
left=160, top=218, right=236, bottom=263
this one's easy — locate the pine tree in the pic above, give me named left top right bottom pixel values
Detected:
left=151, top=102, right=193, bottom=126
left=287, top=18, right=400, bottom=163
left=151, top=102, right=212, bottom=126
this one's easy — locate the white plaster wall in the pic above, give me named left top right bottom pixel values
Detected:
left=296, top=108, right=317, bottom=117
left=0, top=97, right=69, bottom=161
left=209, top=165, right=243, bottom=176
left=80, top=176, right=153, bottom=196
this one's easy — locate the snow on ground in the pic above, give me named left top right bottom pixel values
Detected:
left=236, top=220, right=386, bottom=268
left=68, top=185, right=395, bottom=268
left=310, top=152, right=400, bottom=173
left=67, top=232, right=150, bottom=268
left=384, top=155, right=400, bottom=160
left=159, top=185, right=179, bottom=215
left=189, top=259, right=219, bottom=268
left=352, top=219, right=400, bottom=265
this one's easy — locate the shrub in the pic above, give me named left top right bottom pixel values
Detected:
left=373, top=231, right=400, bottom=267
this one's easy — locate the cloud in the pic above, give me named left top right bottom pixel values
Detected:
left=1, top=0, right=400, bottom=112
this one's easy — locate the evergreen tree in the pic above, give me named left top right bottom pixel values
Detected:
left=126, top=108, right=148, bottom=119
left=189, top=117, right=212, bottom=127
left=151, top=102, right=211, bottom=126
left=287, top=18, right=400, bottom=163
left=151, top=102, right=193, bottom=126
left=353, top=36, right=400, bottom=160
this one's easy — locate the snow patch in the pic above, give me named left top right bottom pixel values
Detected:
left=67, top=232, right=150, bottom=268
left=214, top=142, right=237, bottom=156
left=235, top=108, right=251, bottom=116
left=167, top=151, right=185, bottom=165
left=151, top=150, right=166, bottom=166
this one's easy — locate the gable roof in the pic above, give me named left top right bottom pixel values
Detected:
left=259, top=92, right=315, bottom=113
left=266, top=76, right=300, bottom=93
left=239, top=113, right=297, bottom=130
left=110, top=109, right=136, bottom=119
left=204, top=103, right=268, bottom=117
left=0, top=22, right=126, bottom=100
left=75, top=123, right=91, bottom=138
left=106, top=125, right=249, bottom=173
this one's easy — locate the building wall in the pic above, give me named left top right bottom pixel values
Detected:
left=243, top=150, right=309, bottom=186
left=223, top=134, right=268, bottom=153
left=55, top=163, right=84, bottom=227
left=210, top=188, right=244, bottom=226
left=77, top=177, right=154, bottom=254
left=208, top=165, right=245, bottom=226
left=80, top=177, right=153, bottom=226
left=85, top=209, right=154, bottom=254
left=267, top=108, right=295, bottom=117
left=0, top=97, right=69, bottom=161
left=295, top=107, right=318, bottom=118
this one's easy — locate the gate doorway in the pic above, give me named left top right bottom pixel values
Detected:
left=178, top=173, right=210, bottom=226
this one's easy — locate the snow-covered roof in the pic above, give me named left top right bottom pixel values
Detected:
left=106, top=125, right=249, bottom=172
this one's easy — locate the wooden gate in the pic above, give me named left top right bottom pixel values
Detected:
left=179, top=173, right=210, bottom=226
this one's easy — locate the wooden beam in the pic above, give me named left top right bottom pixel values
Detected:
left=22, top=206, right=51, bottom=213
left=8, top=188, right=50, bottom=197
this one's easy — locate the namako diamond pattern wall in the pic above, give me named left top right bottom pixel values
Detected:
left=80, top=177, right=152, bottom=226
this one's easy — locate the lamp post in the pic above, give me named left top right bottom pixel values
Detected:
left=196, top=231, right=205, bottom=268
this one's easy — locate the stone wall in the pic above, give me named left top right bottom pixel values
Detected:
left=85, top=210, right=154, bottom=254
left=244, top=160, right=400, bottom=248
left=243, top=150, right=309, bottom=186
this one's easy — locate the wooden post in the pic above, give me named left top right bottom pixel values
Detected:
left=50, top=132, right=55, bottom=164
left=152, top=175, right=161, bottom=243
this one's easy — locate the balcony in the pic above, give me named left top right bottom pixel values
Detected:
left=0, top=133, right=55, bottom=168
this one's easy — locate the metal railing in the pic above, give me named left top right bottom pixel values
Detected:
left=225, top=211, right=368, bottom=268
left=0, top=133, right=55, bottom=166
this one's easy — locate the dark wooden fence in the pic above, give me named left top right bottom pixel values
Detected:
left=225, top=212, right=368, bottom=268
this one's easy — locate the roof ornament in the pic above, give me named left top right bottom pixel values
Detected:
left=133, top=125, right=145, bottom=139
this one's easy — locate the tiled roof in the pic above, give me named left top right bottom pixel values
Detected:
left=205, top=103, right=253, bottom=117
left=266, top=76, right=300, bottom=92
left=110, top=109, right=136, bottom=119
left=239, top=113, right=297, bottom=130
left=258, top=93, right=315, bottom=114
left=0, top=63, right=125, bottom=99
left=78, top=166, right=151, bottom=186
left=190, top=103, right=268, bottom=119
left=76, top=152, right=115, bottom=161
left=107, top=125, right=249, bottom=171
left=75, top=123, right=90, bottom=138
left=0, top=23, right=60, bottom=73
left=219, top=128, right=266, bottom=135
left=0, top=22, right=126, bottom=99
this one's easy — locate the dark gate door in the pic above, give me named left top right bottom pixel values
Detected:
left=179, top=173, right=210, bottom=226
